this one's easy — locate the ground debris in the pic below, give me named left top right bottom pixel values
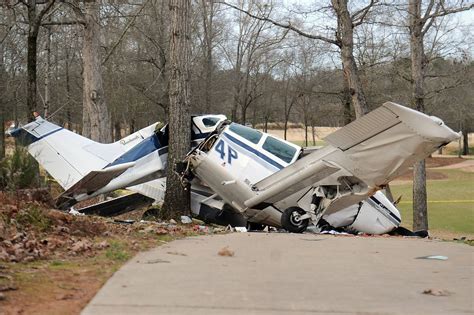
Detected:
left=70, top=239, right=93, bottom=254
left=218, top=246, right=235, bottom=257
left=416, top=255, right=448, bottom=260
left=422, top=288, right=452, bottom=296
left=1, top=192, right=221, bottom=264
left=167, top=251, right=187, bottom=256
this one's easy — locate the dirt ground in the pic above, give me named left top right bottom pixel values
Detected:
left=391, top=157, right=467, bottom=182
left=0, top=192, right=220, bottom=315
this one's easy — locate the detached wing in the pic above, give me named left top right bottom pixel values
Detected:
left=56, top=162, right=135, bottom=208
left=245, top=102, right=459, bottom=209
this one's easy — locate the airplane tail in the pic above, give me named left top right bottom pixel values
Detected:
left=8, top=117, right=156, bottom=191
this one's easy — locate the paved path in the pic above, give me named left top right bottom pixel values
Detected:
left=82, top=233, right=473, bottom=315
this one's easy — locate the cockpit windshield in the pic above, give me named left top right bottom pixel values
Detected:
left=228, top=123, right=262, bottom=144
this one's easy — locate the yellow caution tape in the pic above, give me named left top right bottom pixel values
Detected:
left=399, top=200, right=474, bottom=204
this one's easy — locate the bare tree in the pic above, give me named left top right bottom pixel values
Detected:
left=24, top=0, right=57, bottom=122
left=218, top=0, right=380, bottom=119
left=81, top=0, right=111, bottom=142
left=161, top=0, right=192, bottom=218
left=197, top=0, right=217, bottom=113
left=0, top=24, right=5, bottom=159
left=407, top=0, right=473, bottom=231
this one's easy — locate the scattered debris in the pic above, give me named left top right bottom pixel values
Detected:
left=301, top=238, right=325, bottom=241
left=218, top=246, right=235, bottom=257
left=194, top=225, right=209, bottom=233
left=0, top=292, right=6, bottom=301
left=167, top=251, right=187, bottom=256
left=68, top=207, right=85, bottom=216
left=169, top=219, right=177, bottom=225
left=113, top=219, right=135, bottom=224
left=144, top=259, right=170, bottom=264
left=416, top=255, right=448, bottom=260
left=320, top=230, right=350, bottom=235
left=180, top=216, right=193, bottom=224
left=422, top=288, right=452, bottom=296
left=234, top=227, right=248, bottom=233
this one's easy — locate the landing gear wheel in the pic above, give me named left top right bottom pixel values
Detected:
left=281, top=207, right=309, bottom=233
left=246, top=221, right=265, bottom=231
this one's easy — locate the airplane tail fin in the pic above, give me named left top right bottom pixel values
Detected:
left=8, top=117, right=146, bottom=191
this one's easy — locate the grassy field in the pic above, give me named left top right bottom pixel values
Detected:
left=390, top=169, right=474, bottom=237
left=291, top=140, right=326, bottom=147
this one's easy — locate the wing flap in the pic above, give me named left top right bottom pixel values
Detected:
left=324, top=105, right=400, bottom=151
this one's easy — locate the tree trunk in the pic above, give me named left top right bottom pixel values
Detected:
left=82, top=0, right=111, bottom=142
left=26, top=2, right=39, bottom=122
left=0, top=43, right=5, bottom=159
left=201, top=0, right=213, bottom=113
left=241, top=105, right=247, bottom=125
left=462, top=127, right=469, bottom=155
left=161, top=0, right=192, bottom=218
left=44, top=26, right=52, bottom=118
left=331, top=0, right=369, bottom=118
left=304, top=119, right=308, bottom=147
left=413, top=159, right=428, bottom=231
left=114, top=121, right=121, bottom=141
left=409, top=0, right=428, bottom=232
left=342, top=79, right=353, bottom=124
left=65, top=52, right=72, bottom=129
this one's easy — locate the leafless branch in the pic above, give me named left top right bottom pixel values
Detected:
left=215, top=1, right=340, bottom=47
left=352, top=0, right=377, bottom=27
left=422, top=2, right=474, bottom=34
left=41, top=20, right=84, bottom=26
left=35, top=0, right=57, bottom=26
left=102, top=0, right=150, bottom=66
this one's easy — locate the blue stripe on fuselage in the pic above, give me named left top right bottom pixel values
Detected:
left=222, top=132, right=284, bottom=170
left=108, top=135, right=161, bottom=167
left=11, top=126, right=63, bottom=146
left=107, top=134, right=207, bottom=168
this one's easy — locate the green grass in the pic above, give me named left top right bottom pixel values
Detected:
left=390, top=169, right=474, bottom=235
left=16, top=206, right=52, bottom=231
left=442, top=146, right=474, bottom=156
left=105, top=241, right=131, bottom=262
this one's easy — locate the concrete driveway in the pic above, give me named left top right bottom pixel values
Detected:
left=82, top=233, right=473, bottom=315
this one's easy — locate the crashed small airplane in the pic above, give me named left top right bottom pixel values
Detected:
left=8, top=102, right=459, bottom=234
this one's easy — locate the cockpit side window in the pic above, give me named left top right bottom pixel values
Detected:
left=228, top=123, right=262, bottom=144
left=202, top=117, right=221, bottom=127
left=262, top=136, right=297, bottom=163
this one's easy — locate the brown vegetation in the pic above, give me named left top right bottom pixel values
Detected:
left=0, top=190, right=220, bottom=314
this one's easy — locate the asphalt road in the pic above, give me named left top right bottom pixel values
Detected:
left=82, top=233, right=473, bottom=315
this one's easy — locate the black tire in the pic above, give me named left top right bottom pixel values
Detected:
left=246, top=221, right=265, bottom=231
left=281, top=207, right=309, bottom=233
